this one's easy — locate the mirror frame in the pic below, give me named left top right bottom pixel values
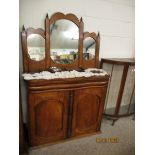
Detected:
left=82, top=32, right=100, bottom=68
left=45, top=12, right=83, bottom=70
left=21, top=27, right=46, bottom=72
left=21, top=12, right=100, bottom=73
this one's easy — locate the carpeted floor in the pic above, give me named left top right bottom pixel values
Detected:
left=29, top=116, right=135, bottom=155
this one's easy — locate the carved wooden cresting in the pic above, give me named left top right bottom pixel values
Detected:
left=21, top=12, right=109, bottom=146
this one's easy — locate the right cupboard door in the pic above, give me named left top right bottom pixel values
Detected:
left=71, top=86, right=107, bottom=137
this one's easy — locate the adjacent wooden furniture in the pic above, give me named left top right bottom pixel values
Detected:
left=21, top=12, right=109, bottom=146
left=100, top=58, right=135, bottom=125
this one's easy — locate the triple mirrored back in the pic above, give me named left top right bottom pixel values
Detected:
left=27, top=20, right=96, bottom=63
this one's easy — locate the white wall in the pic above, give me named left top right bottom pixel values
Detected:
left=19, top=0, right=135, bottom=122
left=20, top=0, right=135, bottom=58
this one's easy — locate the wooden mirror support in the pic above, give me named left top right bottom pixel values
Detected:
left=82, top=32, right=100, bottom=69
left=21, top=26, right=46, bottom=73
left=21, top=12, right=100, bottom=73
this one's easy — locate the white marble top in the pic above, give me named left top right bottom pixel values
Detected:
left=22, top=68, right=107, bottom=80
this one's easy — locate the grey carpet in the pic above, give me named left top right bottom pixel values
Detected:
left=29, top=116, right=135, bottom=155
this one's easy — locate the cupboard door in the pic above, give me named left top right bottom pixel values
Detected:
left=71, top=86, right=107, bottom=137
left=28, top=91, right=69, bottom=146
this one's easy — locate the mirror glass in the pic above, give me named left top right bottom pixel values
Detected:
left=27, top=34, right=45, bottom=61
left=50, top=19, right=79, bottom=64
left=83, top=37, right=95, bottom=60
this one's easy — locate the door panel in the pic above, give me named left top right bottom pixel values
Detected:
left=71, top=86, right=107, bottom=137
left=76, top=94, right=100, bottom=130
left=35, top=99, right=63, bottom=137
left=28, top=91, right=69, bottom=146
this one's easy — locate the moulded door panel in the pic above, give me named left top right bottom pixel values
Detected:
left=71, top=86, right=107, bottom=137
left=28, top=91, right=69, bottom=146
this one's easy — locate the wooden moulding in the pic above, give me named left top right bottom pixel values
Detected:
left=27, top=75, right=110, bottom=92
left=21, top=27, right=46, bottom=73
left=48, top=12, right=82, bottom=70
left=21, top=12, right=100, bottom=73
left=45, top=14, right=51, bottom=69
left=82, top=32, right=100, bottom=69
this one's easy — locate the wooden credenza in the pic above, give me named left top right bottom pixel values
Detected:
left=26, top=75, right=109, bottom=146
left=21, top=12, right=110, bottom=147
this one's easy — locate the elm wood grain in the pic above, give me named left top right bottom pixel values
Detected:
left=27, top=78, right=109, bottom=96
left=82, top=32, right=100, bottom=69
left=67, top=90, right=74, bottom=138
left=21, top=27, right=46, bottom=72
left=26, top=78, right=109, bottom=94
left=71, top=86, right=107, bottom=137
left=79, top=17, right=84, bottom=68
left=21, top=26, right=28, bottom=72
left=96, top=32, right=100, bottom=68
left=28, top=91, right=69, bottom=146
left=45, top=14, right=51, bottom=69
left=26, top=75, right=109, bottom=146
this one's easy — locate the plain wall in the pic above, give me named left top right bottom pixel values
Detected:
left=19, top=0, right=135, bottom=122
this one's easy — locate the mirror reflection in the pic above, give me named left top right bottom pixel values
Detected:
left=83, top=37, right=95, bottom=60
left=27, top=34, right=45, bottom=61
left=50, top=19, right=79, bottom=64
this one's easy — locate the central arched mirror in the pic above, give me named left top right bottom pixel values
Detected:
left=27, top=34, right=45, bottom=61
left=83, top=37, right=95, bottom=60
left=50, top=19, right=79, bottom=64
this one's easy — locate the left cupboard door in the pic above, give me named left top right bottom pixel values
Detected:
left=28, top=91, right=70, bottom=146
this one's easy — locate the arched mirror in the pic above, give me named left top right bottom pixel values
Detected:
left=83, top=37, right=96, bottom=60
left=27, top=34, right=45, bottom=61
left=50, top=19, right=79, bottom=64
